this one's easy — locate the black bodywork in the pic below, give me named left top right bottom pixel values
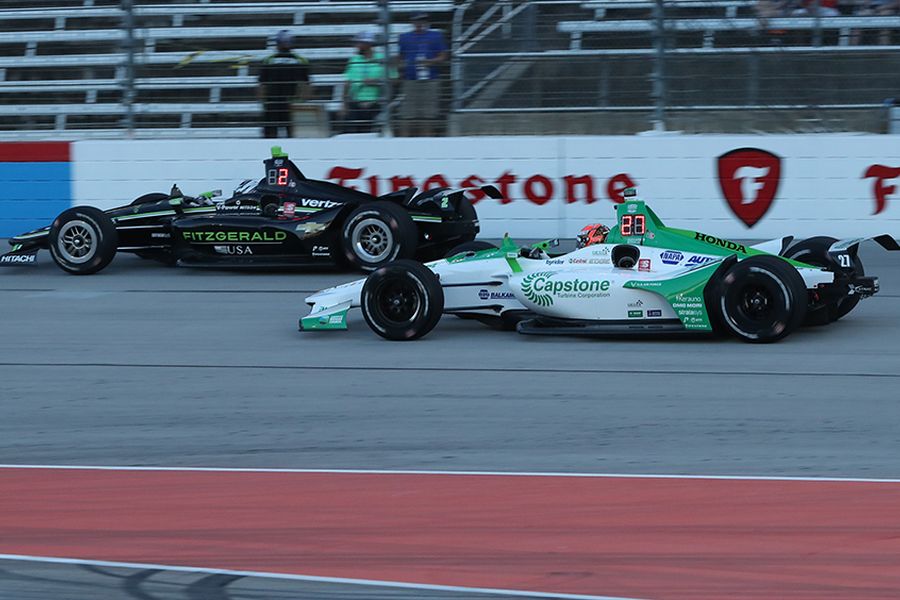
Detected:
left=5, top=150, right=488, bottom=269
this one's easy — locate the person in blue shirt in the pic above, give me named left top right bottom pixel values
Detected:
left=396, top=13, right=448, bottom=136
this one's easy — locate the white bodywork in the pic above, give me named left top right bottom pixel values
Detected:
left=303, top=240, right=835, bottom=329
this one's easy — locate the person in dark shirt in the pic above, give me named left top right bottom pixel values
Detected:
left=397, top=13, right=448, bottom=137
left=258, top=30, right=310, bottom=138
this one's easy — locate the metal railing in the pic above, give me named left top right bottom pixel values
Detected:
left=1, top=0, right=899, bottom=138
left=450, top=0, right=900, bottom=135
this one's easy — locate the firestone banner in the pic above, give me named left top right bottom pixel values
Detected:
left=63, top=135, right=900, bottom=239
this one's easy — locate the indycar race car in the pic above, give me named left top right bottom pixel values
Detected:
left=300, top=190, right=898, bottom=343
left=1, top=147, right=492, bottom=275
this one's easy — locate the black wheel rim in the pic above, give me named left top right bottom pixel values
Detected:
left=375, top=277, right=421, bottom=325
left=737, top=284, right=774, bottom=321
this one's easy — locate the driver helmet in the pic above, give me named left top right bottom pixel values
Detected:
left=575, top=223, right=610, bottom=249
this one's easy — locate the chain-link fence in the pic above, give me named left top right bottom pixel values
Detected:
left=452, top=0, right=900, bottom=134
left=0, top=0, right=898, bottom=139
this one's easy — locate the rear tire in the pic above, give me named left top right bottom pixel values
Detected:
left=717, top=255, right=807, bottom=343
left=341, top=202, right=417, bottom=271
left=784, top=235, right=864, bottom=322
left=49, top=206, right=118, bottom=275
left=444, top=240, right=497, bottom=258
left=361, top=259, right=444, bottom=340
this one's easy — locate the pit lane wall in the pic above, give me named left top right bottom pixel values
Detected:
left=1, top=136, right=899, bottom=239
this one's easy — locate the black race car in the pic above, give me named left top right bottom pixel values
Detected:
left=2, top=147, right=494, bottom=275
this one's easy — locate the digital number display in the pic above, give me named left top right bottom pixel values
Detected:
left=620, top=214, right=646, bottom=236
left=267, top=168, right=290, bottom=186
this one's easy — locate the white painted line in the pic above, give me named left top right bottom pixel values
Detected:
left=0, top=554, right=642, bottom=600
left=1, top=464, right=899, bottom=483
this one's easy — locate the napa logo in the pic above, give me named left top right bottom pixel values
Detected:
left=521, top=271, right=556, bottom=307
left=660, top=250, right=683, bottom=265
left=521, top=272, right=611, bottom=307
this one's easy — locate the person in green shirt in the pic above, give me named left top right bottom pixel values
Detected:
left=342, top=32, right=394, bottom=133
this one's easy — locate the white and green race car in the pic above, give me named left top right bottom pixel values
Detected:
left=300, top=191, right=897, bottom=343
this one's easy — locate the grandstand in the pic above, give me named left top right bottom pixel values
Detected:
left=0, top=0, right=899, bottom=138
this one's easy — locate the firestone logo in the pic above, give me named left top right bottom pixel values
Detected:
left=326, top=166, right=637, bottom=206
left=863, top=165, right=900, bottom=215
left=717, top=148, right=782, bottom=228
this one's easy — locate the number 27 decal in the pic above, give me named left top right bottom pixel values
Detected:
left=836, top=254, right=852, bottom=268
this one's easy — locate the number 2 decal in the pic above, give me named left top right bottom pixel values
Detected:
left=266, top=168, right=290, bottom=186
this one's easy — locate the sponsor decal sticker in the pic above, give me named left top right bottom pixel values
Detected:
left=480, top=289, right=516, bottom=300
left=295, top=222, right=327, bottom=235
left=520, top=271, right=611, bottom=307
left=300, top=198, right=340, bottom=209
left=568, top=257, right=587, bottom=264
left=0, top=253, right=36, bottom=264
left=694, top=232, right=747, bottom=254
left=647, top=309, right=662, bottom=317
left=628, top=299, right=644, bottom=308
left=638, top=258, right=651, bottom=272
left=628, top=310, right=643, bottom=318
left=217, top=201, right=261, bottom=214
left=214, top=245, right=253, bottom=255
left=687, top=255, right=716, bottom=266
left=283, top=201, right=296, bottom=217
left=660, top=250, right=683, bottom=265
left=183, top=231, right=287, bottom=243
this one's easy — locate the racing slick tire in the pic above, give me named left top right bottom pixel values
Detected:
left=129, top=192, right=169, bottom=207
left=361, top=259, right=444, bottom=341
left=341, top=202, right=417, bottom=271
left=444, top=240, right=497, bottom=258
left=784, top=236, right=864, bottom=322
left=48, top=206, right=118, bottom=275
left=717, top=255, right=807, bottom=343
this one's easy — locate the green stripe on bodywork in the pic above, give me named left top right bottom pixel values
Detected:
left=14, top=230, right=49, bottom=239
left=410, top=214, right=442, bottom=223
left=501, top=235, right=523, bottom=273
left=624, top=260, right=723, bottom=331
left=115, top=206, right=215, bottom=222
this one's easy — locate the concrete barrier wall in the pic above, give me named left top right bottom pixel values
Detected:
left=2, top=135, right=899, bottom=239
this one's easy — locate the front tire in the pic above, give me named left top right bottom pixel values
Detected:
left=717, top=255, right=807, bottom=343
left=341, top=202, right=417, bottom=271
left=361, top=259, right=444, bottom=340
left=49, top=206, right=118, bottom=275
left=784, top=236, right=864, bottom=322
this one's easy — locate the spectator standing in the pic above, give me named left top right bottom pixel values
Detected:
left=853, top=0, right=900, bottom=45
left=755, top=0, right=790, bottom=43
left=258, top=30, right=310, bottom=138
left=342, top=32, right=393, bottom=133
left=397, top=13, right=448, bottom=137
left=792, top=0, right=841, bottom=16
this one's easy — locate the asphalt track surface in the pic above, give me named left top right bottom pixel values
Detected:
left=1, top=242, right=899, bottom=599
